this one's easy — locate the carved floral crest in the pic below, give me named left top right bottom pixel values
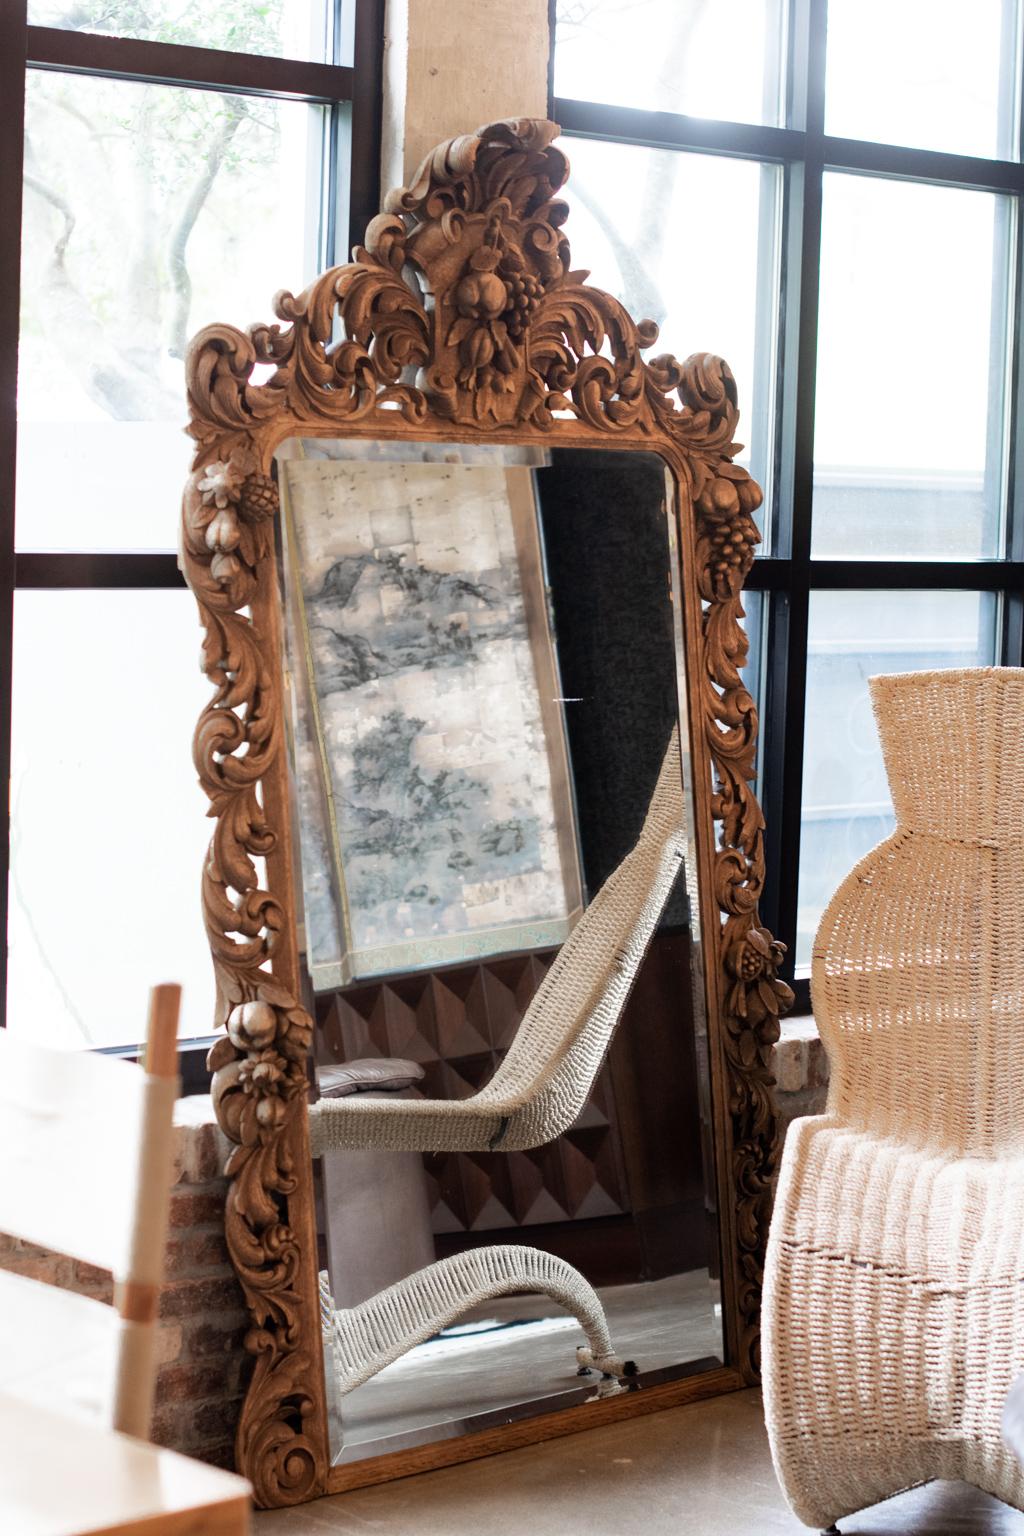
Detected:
left=181, top=118, right=787, bottom=1505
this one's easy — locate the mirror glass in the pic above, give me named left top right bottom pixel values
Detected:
left=275, top=439, right=721, bottom=1466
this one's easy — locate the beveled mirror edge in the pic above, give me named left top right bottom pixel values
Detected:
left=325, top=1364, right=744, bottom=1496
left=180, top=116, right=790, bottom=1508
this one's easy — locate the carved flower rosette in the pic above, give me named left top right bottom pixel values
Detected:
left=181, top=117, right=789, bottom=1504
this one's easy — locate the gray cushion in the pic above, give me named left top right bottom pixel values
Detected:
left=317, top=1058, right=425, bottom=1098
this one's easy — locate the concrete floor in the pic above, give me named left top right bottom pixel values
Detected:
left=254, top=1389, right=1024, bottom=1535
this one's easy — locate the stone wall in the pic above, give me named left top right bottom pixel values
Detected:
left=772, top=1015, right=830, bottom=1141
left=382, top=0, right=550, bottom=186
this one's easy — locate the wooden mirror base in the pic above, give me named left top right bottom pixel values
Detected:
left=324, top=1367, right=743, bottom=1495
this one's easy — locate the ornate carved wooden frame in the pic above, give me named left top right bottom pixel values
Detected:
left=180, top=119, right=791, bottom=1507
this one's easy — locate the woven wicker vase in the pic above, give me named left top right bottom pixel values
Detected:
left=763, top=667, right=1024, bottom=1530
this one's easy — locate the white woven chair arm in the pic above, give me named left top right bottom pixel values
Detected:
left=320, top=1245, right=637, bottom=1398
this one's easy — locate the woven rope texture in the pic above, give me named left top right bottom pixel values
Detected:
left=763, top=668, right=1024, bottom=1528
left=319, top=1244, right=633, bottom=1398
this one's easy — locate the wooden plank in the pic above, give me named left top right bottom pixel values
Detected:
left=0, top=1270, right=117, bottom=1426
left=0, top=1033, right=147, bottom=1273
left=0, top=1391, right=251, bottom=1536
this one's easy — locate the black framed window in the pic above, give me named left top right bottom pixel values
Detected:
left=551, top=0, right=1024, bottom=1010
left=0, top=1, right=382, bottom=1056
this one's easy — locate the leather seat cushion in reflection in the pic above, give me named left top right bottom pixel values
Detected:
left=319, top=1059, right=424, bottom=1096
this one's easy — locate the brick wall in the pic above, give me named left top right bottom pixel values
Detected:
left=0, top=1095, right=247, bottom=1469
left=150, top=1096, right=248, bottom=1465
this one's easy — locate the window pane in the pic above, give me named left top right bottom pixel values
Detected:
left=27, top=0, right=330, bottom=62
left=7, top=591, right=217, bottom=1047
left=740, top=589, right=766, bottom=793
left=825, top=0, right=1018, bottom=159
left=564, top=139, right=780, bottom=538
left=554, top=0, right=787, bottom=126
left=18, top=71, right=323, bottom=552
left=795, top=590, right=998, bottom=968
left=741, top=590, right=765, bottom=698
left=812, top=174, right=1010, bottom=560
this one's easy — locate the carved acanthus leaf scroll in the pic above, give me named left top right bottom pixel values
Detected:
left=181, top=117, right=787, bottom=1504
left=183, top=449, right=322, bottom=1505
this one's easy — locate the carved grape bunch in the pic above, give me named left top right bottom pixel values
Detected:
left=502, top=261, right=543, bottom=341
left=697, top=470, right=763, bottom=586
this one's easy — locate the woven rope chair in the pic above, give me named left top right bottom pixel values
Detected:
left=318, top=1244, right=636, bottom=1399
left=308, top=727, right=685, bottom=1157
left=763, top=668, right=1024, bottom=1532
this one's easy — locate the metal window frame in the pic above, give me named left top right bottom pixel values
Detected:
left=552, top=0, right=1024, bottom=1013
left=1, top=3, right=383, bottom=1063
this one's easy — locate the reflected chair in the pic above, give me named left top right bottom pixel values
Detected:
left=0, top=984, right=181, bottom=1438
left=319, top=1244, right=637, bottom=1398
left=308, top=726, right=686, bottom=1157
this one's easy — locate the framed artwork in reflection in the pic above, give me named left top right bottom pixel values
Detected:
left=280, top=451, right=584, bottom=988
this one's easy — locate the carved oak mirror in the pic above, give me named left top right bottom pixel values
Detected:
left=181, top=119, right=789, bottom=1508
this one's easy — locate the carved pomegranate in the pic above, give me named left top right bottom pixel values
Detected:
left=454, top=268, right=507, bottom=320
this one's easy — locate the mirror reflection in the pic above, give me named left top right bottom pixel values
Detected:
left=276, top=441, right=720, bottom=1466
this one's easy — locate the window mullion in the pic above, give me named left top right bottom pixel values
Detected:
left=347, top=0, right=383, bottom=264
left=759, top=0, right=826, bottom=974
left=748, top=559, right=1024, bottom=590
left=553, top=100, right=801, bottom=163
left=26, top=24, right=354, bottom=104
left=0, top=0, right=27, bottom=1029
left=14, top=554, right=185, bottom=589
left=999, top=20, right=1024, bottom=668
left=1004, top=188, right=1024, bottom=664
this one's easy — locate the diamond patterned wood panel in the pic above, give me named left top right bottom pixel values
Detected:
left=315, top=952, right=630, bottom=1234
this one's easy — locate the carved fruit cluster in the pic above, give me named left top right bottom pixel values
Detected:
left=697, top=470, right=763, bottom=582
left=447, top=212, right=550, bottom=392
left=240, top=472, right=280, bottom=523
left=725, top=927, right=795, bottom=1045
left=191, top=456, right=279, bottom=591
left=209, top=996, right=313, bottom=1148
left=502, top=259, right=543, bottom=341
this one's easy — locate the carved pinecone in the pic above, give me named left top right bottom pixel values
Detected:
left=503, top=271, right=542, bottom=339
left=239, top=473, right=279, bottom=523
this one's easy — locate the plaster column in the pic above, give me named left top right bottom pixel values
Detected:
left=382, top=0, right=551, bottom=187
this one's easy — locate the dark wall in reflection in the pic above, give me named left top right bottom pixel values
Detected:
left=317, top=930, right=706, bottom=1286
left=535, top=448, right=687, bottom=927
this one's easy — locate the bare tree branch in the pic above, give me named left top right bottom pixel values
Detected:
left=23, top=168, right=181, bottom=419
left=570, top=176, right=667, bottom=324
left=165, top=99, right=247, bottom=359
left=23, top=172, right=76, bottom=267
